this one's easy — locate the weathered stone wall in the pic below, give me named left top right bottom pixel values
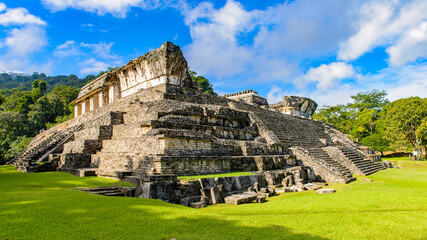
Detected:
left=134, top=166, right=315, bottom=206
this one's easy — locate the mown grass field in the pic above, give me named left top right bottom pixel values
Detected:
left=382, top=156, right=427, bottom=169
left=1, top=165, right=426, bottom=240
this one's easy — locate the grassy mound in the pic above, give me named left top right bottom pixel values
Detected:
left=1, top=165, right=426, bottom=239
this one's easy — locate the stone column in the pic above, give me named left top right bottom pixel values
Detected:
left=82, top=101, right=86, bottom=115
left=109, top=85, right=114, bottom=103
left=74, top=105, right=78, bottom=118
left=99, top=91, right=104, bottom=108
left=89, top=97, right=94, bottom=111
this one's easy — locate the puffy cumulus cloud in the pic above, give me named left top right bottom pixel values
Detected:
left=387, top=22, right=427, bottom=66
left=0, top=7, right=46, bottom=26
left=0, top=3, right=6, bottom=12
left=3, top=25, right=47, bottom=56
left=0, top=4, right=48, bottom=73
left=271, top=63, right=427, bottom=107
left=54, top=40, right=82, bottom=58
left=360, top=63, right=427, bottom=101
left=54, top=40, right=123, bottom=74
left=80, top=58, right=108, bottom=74
left=296, top=62, right=355, bottom=91
left=254, top=0, right=359, bottom=58
left=338, top=0, right=427, bottom=63
left=183, top=1, right=256, bottom=77
left=266, top=86, right=287, bottom=104
left=183, top=0, right=301, bottom=82
left=42, top=0, right=165, bottom=17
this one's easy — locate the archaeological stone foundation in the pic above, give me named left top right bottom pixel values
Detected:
left=11, top=42, right=387, bottom=206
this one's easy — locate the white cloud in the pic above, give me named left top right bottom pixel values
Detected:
left=0, top=3, right=6, bottom=12
left=54, top=41, right=115, bottom=59
left=338, top=0, right=427, bottom=63
left=387, top=21, right=427, bottom=66
left=0, top=6, right=46, bottom=26
left=266, top=86, right=286, bottom=104
left=54, top=40, right=81, bottom=58
left=282, top=63, right=427, bottom=107
left=296, top=62, right=355, bottom=91
left=183, top=0, right=301, bottom=82
left=80, top=58, right=108, bottom=74
left=54, top=40, right=123, bottom=74
left=361, top=63, right=427, bottom=101
left=254, top=0, right=359, bottom=58
left=42, top=0, right=164, bottom=17
left=0, top=4, right=48, bottom=73
left=3, top=26, right=47, bottom=56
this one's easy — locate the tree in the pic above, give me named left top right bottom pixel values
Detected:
left=189, top=70, right=215, bottom=94
left=314, top=105, right=355, bottom=135
left=49, top=86, right=79, bottom=104
left=31, top=80, right=47, bottom=101
left=380, top=97, right=427, bottom=156
left=415, top=117, right=427, bottom=158
left=360, top=134, right=390, bottom=156
left=314, top=89, right=389, bottom=145
left=350, top=89, right=389, bottom=111
left=0, top=112, right=30, bottom=161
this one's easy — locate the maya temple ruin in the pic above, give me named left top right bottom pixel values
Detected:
left=10, top=42, right=387, bottom=207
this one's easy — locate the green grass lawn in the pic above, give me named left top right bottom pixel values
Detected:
left=1, top=166, right=426, bottom=240
left=382, top=156, right=427, bottom=169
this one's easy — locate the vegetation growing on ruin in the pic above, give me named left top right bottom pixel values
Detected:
left=189, top=70, right=215, bottom=94
left=1, top=165, right=426, bottom=240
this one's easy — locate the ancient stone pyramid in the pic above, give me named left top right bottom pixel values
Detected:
left=12, top=42, right=385, bottom=184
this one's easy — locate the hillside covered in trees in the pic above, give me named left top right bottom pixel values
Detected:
left=0, top=72, right=96, bottom=92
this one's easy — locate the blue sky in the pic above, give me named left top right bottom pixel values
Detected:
left=0, top=0, right=426, bottom=106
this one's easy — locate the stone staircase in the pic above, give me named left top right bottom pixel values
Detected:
left=13, top=124, right=83, bottom=172
left=291, top=146, right=354, bottom=183
left=338, top=146, right=386, bottom=175
left=307, top=148, right=353, bottom=179
left=59, top=111, right=124, bottom=176
left=231, top=103, right=330, bottom=148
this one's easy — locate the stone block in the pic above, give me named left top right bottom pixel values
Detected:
left=256, top=196, right=266, bottom=203
left=303, top=183, right=322, bottom=190
left=267, top=187, right=276, bottom=196
left=362, top=178, right=373, bottom=182
left=200, top=188, right=212, bottom=205
left=224, top=192, right=258, bottom=205
left=282, top=175, right=294, bottom=187
left=315, top=189, right=336, bottom=194
left=210, top=185, right=225, bottom=204
left=199, top=178, right=216, bottom=189
left=190, top=202, right=206, bottom=208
